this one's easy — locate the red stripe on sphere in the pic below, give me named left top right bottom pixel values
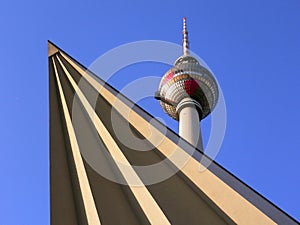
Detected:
left=163, top=71, right=174, bottom=84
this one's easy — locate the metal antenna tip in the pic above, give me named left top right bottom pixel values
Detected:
left=182, top=17, right=189, bottom=55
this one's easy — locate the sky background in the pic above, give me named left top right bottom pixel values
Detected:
left=0, top=0, right=300, bottom=224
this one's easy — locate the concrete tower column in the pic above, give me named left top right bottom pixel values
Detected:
left=176, top=97, right=203, bottom=149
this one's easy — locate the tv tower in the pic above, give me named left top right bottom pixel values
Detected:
left=155, top=17, right=219, bottom=149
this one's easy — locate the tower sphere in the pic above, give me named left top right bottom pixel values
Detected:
left=155, top=18, right=219, bottom=120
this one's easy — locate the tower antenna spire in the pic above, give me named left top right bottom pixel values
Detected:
left=182, top=17, right=189, bottom=55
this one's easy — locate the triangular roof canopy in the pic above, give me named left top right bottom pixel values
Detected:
left=48, top=41, right=298, bottom=225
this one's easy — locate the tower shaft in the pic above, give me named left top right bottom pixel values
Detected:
left=176, top=97, right=203, bottom=149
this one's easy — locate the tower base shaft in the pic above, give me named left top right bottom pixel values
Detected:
left=177, top=98, right=203, bottom=150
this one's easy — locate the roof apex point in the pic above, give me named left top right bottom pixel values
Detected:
left=48, top=40, right=59, bottom=57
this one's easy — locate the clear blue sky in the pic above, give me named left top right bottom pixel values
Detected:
left=0, top=0, right=299, bottom=224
